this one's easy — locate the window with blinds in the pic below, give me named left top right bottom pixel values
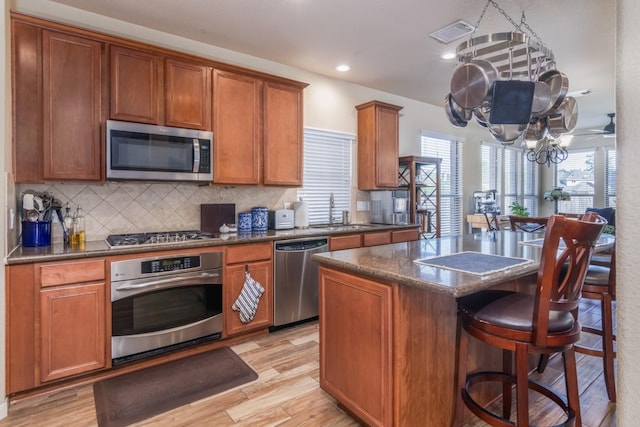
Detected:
left=421, top=132, right=463, bottom=236
left=555, top=149, right=596, bottom=213
left=297, top=128, right=354, bottom=225
left=481, top=144, right=538, bottom=216
left=606, top=149, right=616, bottom=208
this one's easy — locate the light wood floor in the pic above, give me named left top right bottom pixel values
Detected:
left=0, top=298, right=616, bottom=426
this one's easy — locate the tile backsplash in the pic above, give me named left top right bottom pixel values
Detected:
left=16, top=182, right=297, bottom=244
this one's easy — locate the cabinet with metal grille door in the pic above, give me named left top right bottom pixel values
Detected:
left=398, top=156, right=441, bottom=238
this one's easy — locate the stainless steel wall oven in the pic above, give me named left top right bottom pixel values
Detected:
left=110, top=251, right=223, bottom=365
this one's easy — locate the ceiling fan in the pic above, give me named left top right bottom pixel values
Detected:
left=573, top=113, right=616, bottom=138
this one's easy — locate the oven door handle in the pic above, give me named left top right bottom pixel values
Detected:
left=115, top=271, right=220, bottom=291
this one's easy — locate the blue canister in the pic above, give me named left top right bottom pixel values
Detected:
left=251, top=207, right=268, bottom=231
left=238, top=212, right=252, bottom=232
left=22, top=220, right=52, bottom=247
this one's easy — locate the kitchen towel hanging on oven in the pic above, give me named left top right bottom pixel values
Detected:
left=232, top=270, right=265, bottom=323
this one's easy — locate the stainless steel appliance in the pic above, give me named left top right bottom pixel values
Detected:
left=106, top=230, right=217, bottom=248
left=370, top=190, right=410, bottom=225
left=106, top=120, right=213, bottom=182
left=110, top=251, right=223, bottom=365
left=273, top=237, right=329, bottom=327
left=473, top=190, right=500, bottom=214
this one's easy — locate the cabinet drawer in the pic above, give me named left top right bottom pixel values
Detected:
left=226, top=242, right=273, bottom=264
left=40, top=259, right=106, bottom=287
left=392, top=228, right=419, bottom=243
left=330, top=234, right=362, bottom=251
left=363, top=231, right=392, bottom=247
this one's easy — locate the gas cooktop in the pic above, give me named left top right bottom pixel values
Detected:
left=106, top=230, right=218, bottom=247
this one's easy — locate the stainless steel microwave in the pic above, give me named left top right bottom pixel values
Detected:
left=106, top=120, right=213, bottom=182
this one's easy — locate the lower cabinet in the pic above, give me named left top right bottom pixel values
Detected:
left=319, top=266, right=393, bottom=426
left=224, top=242, right=274, bottom=336
left=6, top=259, right=107, bottom=393
left=40, top=282, right=106, bottom=382
left=329, top=234, right=362, bottom=251
left=391, top=228, right=419, bottom=243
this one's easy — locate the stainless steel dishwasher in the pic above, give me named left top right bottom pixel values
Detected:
left=273, top=236, right=329, bottom=327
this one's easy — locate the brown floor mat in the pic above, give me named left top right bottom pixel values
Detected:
left=93, top=347, right=258, bottom=426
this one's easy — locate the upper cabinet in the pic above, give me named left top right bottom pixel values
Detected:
left=110, top=46, right=211, bottom=130
left=11, top=13, right=306, bottom=184
left=13, top=21, right=104, bottom=183
left=356, top=101, right=403, bottom=190
left=213, top=68, right=307, bottom=186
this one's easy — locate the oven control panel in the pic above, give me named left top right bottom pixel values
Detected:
left=141, top=255, right=201, bottom=274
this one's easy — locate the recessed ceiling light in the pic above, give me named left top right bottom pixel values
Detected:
left=441, top=52, right=456, bottom=60
left=336, top=64, right=351, bottom=72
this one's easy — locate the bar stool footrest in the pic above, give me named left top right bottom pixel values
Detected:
left=461, top=370, right=576, bottom=427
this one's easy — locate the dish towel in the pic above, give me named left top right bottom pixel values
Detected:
left=232, top=271, right=265, bottom=323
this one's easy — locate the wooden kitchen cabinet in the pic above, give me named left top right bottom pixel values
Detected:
left=212, top=69, right=262, bottom=184
left=39, top=259, right=107, bottom=383
left=329, top=234, right=362, bottom=251
left=5, top=259, right=107, bottom=393
left=363, top=230, right=392, bottom=247
left=110, top=46, right=211, bottom=130
left=262, top=80, right=304, bottom=186
left=110, top=45, right=162, bottom=124
left=224, top=242, right=274, bottom=336
left=356, top=100, right=403, bottom=190
left=12, top=20, right=104, bottom=183
left=319, top=266, right=393, bottom=426
left=165, top=58, right=212, bottom=130
left=213, top=68, right=307, bottom=186
left=391, top=227, right=420, bottom=243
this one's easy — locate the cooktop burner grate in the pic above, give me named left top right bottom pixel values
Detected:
left=106, top=230, right=217, bottom=247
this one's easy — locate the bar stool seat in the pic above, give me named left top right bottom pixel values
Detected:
left=453, top=214, right=606, bottom=427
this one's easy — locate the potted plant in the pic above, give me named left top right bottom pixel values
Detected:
left=509, top=201, right=529, bottom=217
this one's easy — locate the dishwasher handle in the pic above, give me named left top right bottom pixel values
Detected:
left=275, top=238, right=329, bottom=252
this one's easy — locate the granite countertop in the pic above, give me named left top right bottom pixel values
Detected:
left=5, top=223, right=417, bottom=265
left=313, top=230, right=616, bottom=298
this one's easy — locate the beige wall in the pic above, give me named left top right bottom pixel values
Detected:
left=3, top=0, right=638, bottom=424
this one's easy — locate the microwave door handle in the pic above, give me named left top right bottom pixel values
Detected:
left=115, top=271, right=220, bottom=291
left=193, top=138, right=201, bottom=173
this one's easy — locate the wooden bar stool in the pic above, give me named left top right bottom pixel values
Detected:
left=575, top=245, right=616, bottom=402
left=453, top=214, right=606, bottom=427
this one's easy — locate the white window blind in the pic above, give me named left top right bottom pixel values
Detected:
left=555, top=149, right=596, bottom=213
left=480, top=143, right=538, bottom=216
left=421, top=132, right=463, bottom=236
left=606, top=149, right=616, bottom=208
left=297, top=128, right=354, bottom=225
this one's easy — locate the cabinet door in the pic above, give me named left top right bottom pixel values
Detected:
left=329, top=234, right=362, bottom=251
left=212, top=69, right=262, bottom=184
left=263, top=81, right=304, bottom=186
left=363, top=231, right=392, bottom=247
left=110, top=45, right=162, bottom=124
left=391, top=228, right=419, bottom=243
left=224, top=260, right=273, bottom=336
left=375, top=105, right=400, bottom=187
left=12, top=21, right=42, bottom=183
left=319, top=266, right=393, bottom=427
left=40, top=282, right=106, bottom=382
left=165, top=58, right=211, bottom=130
left=42, top=30, right=103, bottom=181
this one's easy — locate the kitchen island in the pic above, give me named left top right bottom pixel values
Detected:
left=314, top=230, right=614, bottom=426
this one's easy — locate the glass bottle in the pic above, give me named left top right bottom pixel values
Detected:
left=74, top=205, right=86, bottom=246
left=63, top=203, right=73, bottom=245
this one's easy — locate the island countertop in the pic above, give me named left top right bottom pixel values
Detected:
left=313, top=230, right=615, bottom=298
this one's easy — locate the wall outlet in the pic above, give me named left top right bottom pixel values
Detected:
left=356, top=201, right=370, bottom=211
left=284, top=202, right=291, bottom=210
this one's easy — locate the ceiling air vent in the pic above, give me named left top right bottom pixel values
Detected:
left=429, top=20, right=475, bottom=44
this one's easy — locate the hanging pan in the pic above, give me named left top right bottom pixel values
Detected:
left=450, top=59, right=499, bottom=110
left=538, top=69, right=569, bottom=112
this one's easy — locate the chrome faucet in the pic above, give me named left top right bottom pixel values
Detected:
left=329, top=193, right=335, bottom=225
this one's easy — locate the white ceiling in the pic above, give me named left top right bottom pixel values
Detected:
left=49, top=0, right=616, bottom=133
